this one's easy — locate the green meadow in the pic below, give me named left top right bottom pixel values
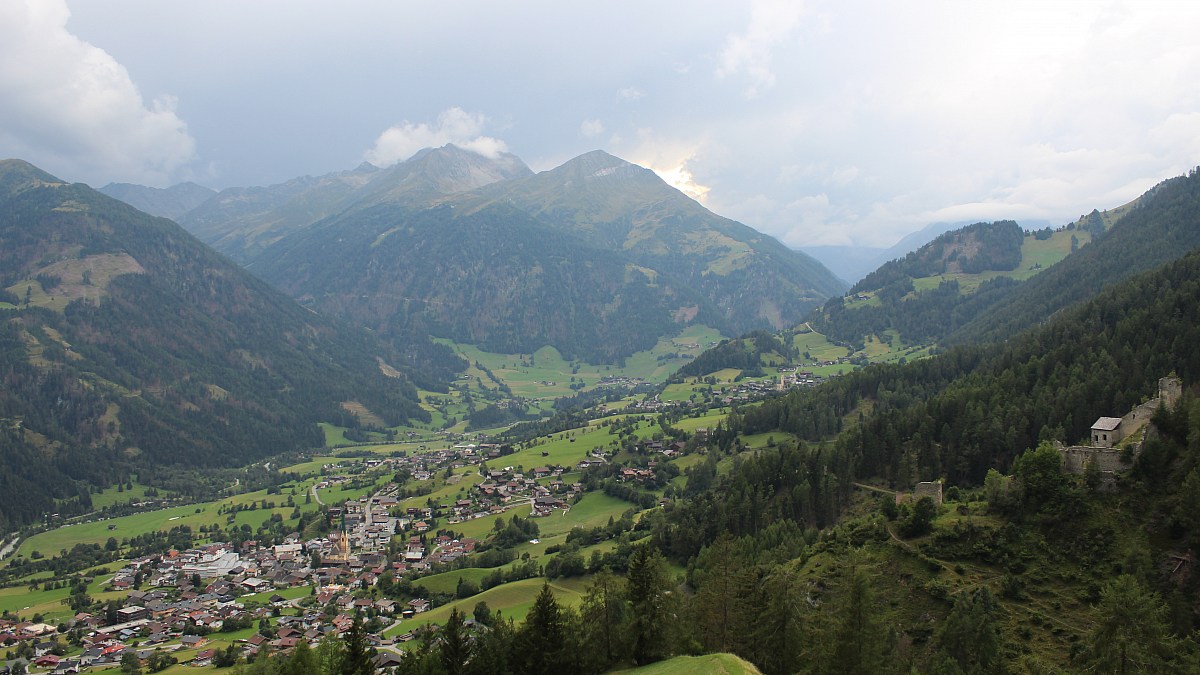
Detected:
left=911, top=228, right=1090, bottom=295
left=410, top=567, right=498, bottom=596
left=87, top=477, right=156, bottom=510
left=613, top=653, right=763, bottom=674
left=17, top=479, right=322, bottom=560
left=383, top=576, right=592, bottom=637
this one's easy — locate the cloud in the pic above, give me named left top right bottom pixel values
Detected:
left=0, top=0, right=195, bottom=185
left=617, top=87, right=646, bottom=102
left=624, top=132, right=712, bottom=203
left=716, top=0, right=806, bottom=97
left=364, top=107, right=508, bottom=166
left=580, top=119, right=605, bottom=137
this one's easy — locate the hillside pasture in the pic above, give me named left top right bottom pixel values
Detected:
left=16, top=478, right=323, bottom=561
left=383, top=576, right=591, bottom=637
left=613, top=654, right=763, bottom=674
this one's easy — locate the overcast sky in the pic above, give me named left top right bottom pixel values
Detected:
left=3, top=0, right=1199, bottom=247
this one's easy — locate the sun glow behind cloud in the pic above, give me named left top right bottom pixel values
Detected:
left=651, top=163, right=711, bottom=203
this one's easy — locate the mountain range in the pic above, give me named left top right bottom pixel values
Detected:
left=162, top=145, right=846, bottom=362
left=97, top=181, right=216, bottom=221
left=0, top=159, right=427, bottom=529
left=675, top=168, right=1200, bottom=379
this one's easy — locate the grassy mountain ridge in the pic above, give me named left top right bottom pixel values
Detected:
left=179, top=146, right=534, bottom=264
left=950, top=167, right=1200, bottom=344
left=810, top=220, right=1086, bottom=350
left=675, top=172, right=1193, bottom=379
left=0, top=159, right=428, bottom=529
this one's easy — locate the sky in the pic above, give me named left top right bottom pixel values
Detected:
left=2, top=0, right=1199, bottom=248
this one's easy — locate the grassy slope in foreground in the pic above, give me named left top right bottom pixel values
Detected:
left=611, top=653, right=762, bottom=674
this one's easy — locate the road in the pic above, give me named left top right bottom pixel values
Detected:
left=310, top=484, right=324, bottom=506
left=0, top=535, right=19, bottom=560
left=852, top=481, right=898, bottom=496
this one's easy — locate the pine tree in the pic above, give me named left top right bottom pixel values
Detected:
left=827, top=566, right=886, bottom=674
left=751, top=569, right=804, bottom=675
left=627, top=545, right=670, bottom=665
left=282, top=640, right=316, bottom=675
left=694, top=532, right=752, bottom=653
left=578, top=569, right=629, bottom=672
left=518, top=583, right=569, bottom=675
left=341, top=616, right=374, bottom=675
left=440, top=607, right=471, bottom=675
left=466, top=616, right=515, bottom=675
left=1083, top=575, right=1179, bottom=674
left=937, top=587, right=1003, bottom=674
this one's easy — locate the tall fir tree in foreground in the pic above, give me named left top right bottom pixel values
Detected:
left=627, top=544, right=672, bottom=665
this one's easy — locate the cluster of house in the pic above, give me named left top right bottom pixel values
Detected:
left=327, top=494, right=399, bottom=556
left=623, top=396, right=681, bottom=413
left=10, top=538, right=445, bottom=672
left=775, top=369, right=822, bottom=390
left=467, top=466, right=580, bottom=518
left=714, top=376, right=815, bottom=405
left=597, top=375, right=645, bottom=387
left=616, top=466, right=660, bottom=483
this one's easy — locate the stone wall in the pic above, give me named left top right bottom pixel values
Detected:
left=914, top=481, right=943, bottom=505
left=1161, top=375, right=1182, bottom=409
left=1060, top=445, right=1131, bottom=475
left=1061, top=375, right=1181, bottom=475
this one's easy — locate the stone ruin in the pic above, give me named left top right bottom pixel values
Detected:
left=1059, top=375, right=1181, bottom=476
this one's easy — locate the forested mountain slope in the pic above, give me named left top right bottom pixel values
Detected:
left=458, top=150, right=846, bottom=331
left=203, top=147, right=845, bottom=362
left=950, top=168, right=1200, bottom=343
left=729, top=242, right=1200, bottom=487
left=248, top=202, right=702, bottom=361
left=0, top=160, right=427, bottom=530
left=810, top=220, right=1075, bottom=349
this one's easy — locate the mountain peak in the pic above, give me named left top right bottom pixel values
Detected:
left=538, top=150, right=663, bottom=192
left=557, top=149, right=638, bottom=177
left=0, top=159, right=66, bottom=196
left=369, top=143, right=532, bottom=199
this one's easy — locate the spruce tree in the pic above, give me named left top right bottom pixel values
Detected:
left=439, top=607, right=471, bottom=675
left=518, top=583, right=568, bottom=675
left=1083, top=575, right=1179, bottom=674
left=341, top=616, right=374, bottom=675
left=627, top=544, right=670, bottom=665
left=751, top=570, right=804, bottom=675
left=828, top=566, right=886, bottom=674
left=695, top=532, right=752, bottom=653
left=937, top=587, right=1003, bottom=674
left=578, top=569, right=629, bottom=672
